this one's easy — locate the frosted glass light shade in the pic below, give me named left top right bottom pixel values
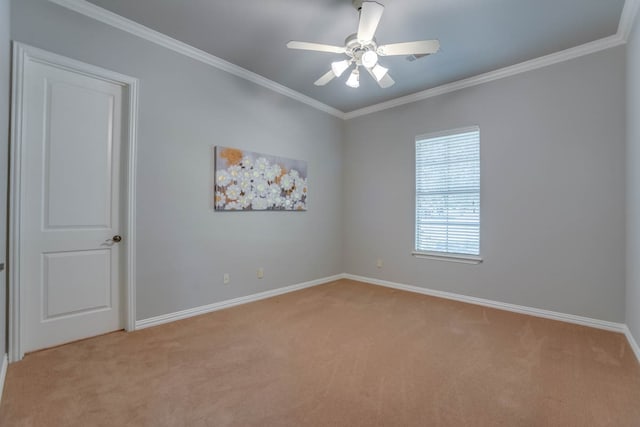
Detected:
left=371, top=64, right=388, bottom=81
left=345, top=69, right=360, bottom=88
left=362, top=50, right=378, bottom=68
left=331, top=60, right=350, bottom=77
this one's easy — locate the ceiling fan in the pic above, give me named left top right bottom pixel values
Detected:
left=286, top=0, right=440, bottom=89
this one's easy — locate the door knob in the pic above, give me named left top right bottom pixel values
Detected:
left=112, top=235, right=122, bottom=243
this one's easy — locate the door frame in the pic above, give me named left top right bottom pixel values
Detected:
left=9, top=43, right=139, bottom=362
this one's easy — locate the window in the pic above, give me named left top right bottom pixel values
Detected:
left=414, top=127, right=481, bottom=262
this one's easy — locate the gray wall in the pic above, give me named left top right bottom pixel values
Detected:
left=11, top=0, right=344, bottom=320
left=344, top=47, right=626, bottom=322
left=6, top=0, right=630, bottom=329
left=0, top=0, right=9, bottom=356
left=627, top=14, right=640, bottom=341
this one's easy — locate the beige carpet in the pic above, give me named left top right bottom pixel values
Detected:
left=1, top=279, right=639, bottom=426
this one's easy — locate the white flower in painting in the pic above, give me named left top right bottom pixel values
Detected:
left=238, top=177, right=252, bottom=193
left=227, top=165, right=242, bottom=181
left=253, top=178, right=269, bottom=197
left=255, top=157, right=270, bottom=172
left=241, top=156, right=254, bottom=168
left=266, top=193, right=278, bottom=207
left=215, top=191, right=226, bottom=208
left=294, top=201, right=306, bottom=211
left=238, top=192, right=253, bottom=208
left=250, top=167, right=263, bottom=180
left=289, top=169, right=300, bottom=179
left=295, top=177, right=307, bottom=191
left=225, top=184, right=241, bottom=200
left=291, top=188, right=303, bottom=201
left=241, top=169, right=252, bottom=180
left=216, top=170, right=231, bottom=187
left=224, top=201, right=241, bottom=210
left=264, top=164, right=281, bottom=182
left=272, top=196, right=285, bottom=208
left=251, top=197, right=269, bottom=210
left=282, top=197, right=294, bottom=210
left=266, top=185, right=281, bottom=207
left=238, top=170, right=253, bottom=192
left=294, top=178, right=308, bottom=199
left=268, top=183, right=281, bottom=197
left=280, top=173, right=295, bottom=191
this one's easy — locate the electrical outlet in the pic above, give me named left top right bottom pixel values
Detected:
left=376, top=258, right=383, bottom=268
left=223, top=273, right=230, bottom=284
left=257, top=267, right=264, bottom=279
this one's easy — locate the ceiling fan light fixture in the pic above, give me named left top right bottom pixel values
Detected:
left=371, top=64, right=388, bottom=81
left=286, top=0, right=440, bottom=90
left=345, top=68, right=360, bottom=88
left=331, top=59, right=351, bottom=77
left=361, top=50, right=378, bottom=68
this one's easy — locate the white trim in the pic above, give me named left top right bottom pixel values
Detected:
left=124, top=76, right=139, bottom=333
left=416, top=125, right=480, bottom=142
left=136, top=274, right=344, bottom=329
left=9, top=42, right=26, bottom=363
left=46, top=0, right=634, bottom=121
left=414, top=126, right=482, bottom=265
left=343, top=274, right=625, bottom=333
left=8, top=43, right=139, bottom=361
left=344, top=34, right=624, bottom=119
left=133, top=271, right=640, bottom=365
left=411, top=252, right=483, bottom=264
left=0, top=354, right=7, bottom=404
left=619, top=0, right=640, bottom=41
left=623, top=326, right=640, bottom=364
left=47, top=0, right=344, bottom=119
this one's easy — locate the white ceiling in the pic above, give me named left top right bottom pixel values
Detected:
left=85, top=0, right=625, bottom=113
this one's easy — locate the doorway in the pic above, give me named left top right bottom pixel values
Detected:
left=9, top=43, right=138, bottom=361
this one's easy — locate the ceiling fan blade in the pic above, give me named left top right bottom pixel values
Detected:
left=377, top=40, right=440, bottom=56
left=287, top=41, right=346, bottom=54
left=314, top=69, right=337, bottom=86
left=364, top=66, right=395, bottom=88
left=357, top=1, right=384, bottom=42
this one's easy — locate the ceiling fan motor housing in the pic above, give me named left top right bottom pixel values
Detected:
left=345, top=33, right=377, bottom=64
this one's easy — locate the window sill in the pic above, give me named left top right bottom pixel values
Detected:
left=412, top=251, right=483, bottom=265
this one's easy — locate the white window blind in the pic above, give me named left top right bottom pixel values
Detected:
left=415, top=127, right=480, bottom=256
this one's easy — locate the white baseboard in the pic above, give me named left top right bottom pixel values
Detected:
left=0, top=353, right=7, bottom=404
left=343, top=274, right=626, bottom=333
left=133, top=272, right=640, bottom=365
left=623, top=326, right=640, bottom=364
left=136, top=274, right=344, bottom=329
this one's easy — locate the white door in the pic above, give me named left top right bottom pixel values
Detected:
left=20, top=56, right=125, bottom=353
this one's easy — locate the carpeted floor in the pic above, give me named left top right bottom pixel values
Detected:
left=1, top=279, right=639, bottom=426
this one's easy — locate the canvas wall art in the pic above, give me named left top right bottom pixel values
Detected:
left=214, top=146, right=308, bottom=211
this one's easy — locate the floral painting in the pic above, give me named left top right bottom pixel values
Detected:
left=214, top=146, right=308, bottom=211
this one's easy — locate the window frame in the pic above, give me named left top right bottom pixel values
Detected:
left=413, top=126, right=483, bottom=264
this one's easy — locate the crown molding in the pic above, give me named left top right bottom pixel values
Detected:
left=345, top=0, right=636, bottom=118
left=49, top=0, right=634, bottom=121
left=343, top=33, right=625, bottom=119
left=47, top=0, right=346, bottom=119
left=619, top=0, right=640, bottom=41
